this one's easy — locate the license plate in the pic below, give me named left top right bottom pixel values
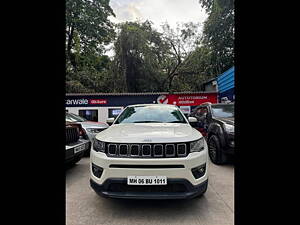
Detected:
left=127, top=176, right=167, bottom=185
left=74, top=144, right=85, bottom=153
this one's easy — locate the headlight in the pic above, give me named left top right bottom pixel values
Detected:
left=93, top=139, right=105, bottom=152
left=190, top=138, right=205, bottom=153
left=224, top=124, right=234, bottom=133
left=86, top=128, right=102, bottom=133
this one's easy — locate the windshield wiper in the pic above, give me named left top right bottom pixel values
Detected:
left=134, top=121, right=162, bottom=123
left=169, top=121, right=186, bottom=123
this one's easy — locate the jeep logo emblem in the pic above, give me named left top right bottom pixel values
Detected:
left=143, top=139, right=152, bottom=142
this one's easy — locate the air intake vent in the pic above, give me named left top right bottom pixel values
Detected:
left=108, top=144, right=117, bottom=156
left=177, top=144, right=187, bottom=157
left=119, top=144, right=128, bottom=156
left=130, top=144, right=140, bottom=156
left=153, top=144, right=163, bottom=157
left=142, top=145, right=151, bottom=157
left=165, top=144, right=175, bottom=157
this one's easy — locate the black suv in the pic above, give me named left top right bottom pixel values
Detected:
left=189, top=103, right=234, bottom=164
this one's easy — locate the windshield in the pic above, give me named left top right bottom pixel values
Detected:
left=66, top=113, right=87, bottom=122
left=211, top=104, right=234, bottom=118
left=114, top=105, right=187, bottom=124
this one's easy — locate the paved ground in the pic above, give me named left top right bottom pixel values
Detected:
left=66, top=157, right=234, bottom=225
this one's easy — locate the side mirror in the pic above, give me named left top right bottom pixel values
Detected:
left=106, top=117, right=115, bottom=125
left=188, top=117, right=198, bottom=123
left=188, top=116, right=198, bottom=128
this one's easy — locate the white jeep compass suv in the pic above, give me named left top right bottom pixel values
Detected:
left=90, top=104, right=208, bottom=199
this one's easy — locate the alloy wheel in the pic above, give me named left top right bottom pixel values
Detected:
left=208, top=139, right=217, bottom=162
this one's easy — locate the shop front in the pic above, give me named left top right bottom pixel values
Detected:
left=65, top=92, right=218, bottom=122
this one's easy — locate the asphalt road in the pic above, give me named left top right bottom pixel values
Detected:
left=66, top=156, right=234, bottom=225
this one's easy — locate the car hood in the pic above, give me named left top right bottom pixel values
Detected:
left=95, top=123, right=202, bottom=143
left=78, top=121, right=109, bottom=129
left=217, top=117, right=234, bottom=125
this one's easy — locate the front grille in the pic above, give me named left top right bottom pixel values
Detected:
left=107, top=183, right=187, bottom=193
left=66, top=127, right=79, bottom=145
left=104, top=142, right=189, bottom=158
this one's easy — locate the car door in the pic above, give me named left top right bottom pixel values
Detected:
left=193, top=106, right=209, bottom=137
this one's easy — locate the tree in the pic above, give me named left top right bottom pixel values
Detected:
left=66, top=0, right=115, bottom=70
left=199, top=0, right=234, bottom=75
left=159, top=22, right=204, bottom=91
left=112, top=21, right=168, bottom=92
left=66, top=0, right=116, bottom=93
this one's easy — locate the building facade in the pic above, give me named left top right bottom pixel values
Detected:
left=65, top=92, right=218, bottom=122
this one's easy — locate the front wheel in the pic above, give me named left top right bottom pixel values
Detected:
left=208, top=135, right=227, bottom=165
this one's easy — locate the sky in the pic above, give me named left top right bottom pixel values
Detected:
left=109, top=0, right=207, bottom=32
left=105, top=0, right=207, bottom=56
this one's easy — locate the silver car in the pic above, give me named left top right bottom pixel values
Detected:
left=66, top=112, right=109, bottom=154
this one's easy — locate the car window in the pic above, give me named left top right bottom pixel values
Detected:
left=66, top=113, right=87, bottom=122
left=211, top=104, right=234, bottom=118
left=114, top=105, right=187, bottom=124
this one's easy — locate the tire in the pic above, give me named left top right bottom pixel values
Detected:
left=208, top=135, right=227, bottom=165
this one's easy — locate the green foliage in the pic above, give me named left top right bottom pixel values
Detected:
left=65, top=0, right=234, bottom=93
left=199, top=0, right=234, bottom=75
left=66, top=0, right=116, bottom=93
left=112, top=21, right=168, bottom=92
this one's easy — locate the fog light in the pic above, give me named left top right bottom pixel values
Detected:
left=191, top=163, right=206, bottom=179
left=92, top=163, right=103, bottom=178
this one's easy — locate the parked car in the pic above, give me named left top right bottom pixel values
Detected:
left=90, top=104, right=208, bottom=199
left=65, top=121, right=91, bottom=165
left=66, top=112, right=109, bottom=155
left=189, top=102, right=234, bottom=165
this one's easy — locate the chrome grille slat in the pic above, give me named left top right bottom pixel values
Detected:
left=108, top=144, right=118, bottom=156
left=141, top=144, right=151, bottom=157
left=177, top=144, right=187, bottom=157
left=130, top=144, right=140, bottom=157
left=153, top=144, right=163, bottom=157
left=165, top=144, right=175, bottom=157
left=119, top=144, right=128, bottom=156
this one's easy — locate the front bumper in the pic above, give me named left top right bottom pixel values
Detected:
left=65, top=139, right=90, bottom=162
left=90, top=142, right=209, bottom=199
left=90, top=178, right=208, bottom=199
left=90, top=149, right=208, bottom=186
left=223, top=133, right=234, bottom=154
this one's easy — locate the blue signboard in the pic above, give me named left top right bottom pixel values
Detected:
left=217, top=66, right=234, bottom=102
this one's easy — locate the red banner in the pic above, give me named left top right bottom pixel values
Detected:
left=89, top=99, right=107, bottom=104
left=157, top=93, right=217, bottom=106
